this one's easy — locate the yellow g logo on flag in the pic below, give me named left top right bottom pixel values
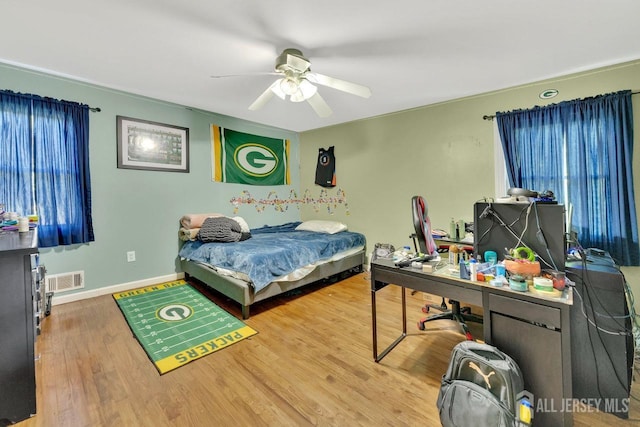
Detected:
left=234, top=143, right=278, bottom=177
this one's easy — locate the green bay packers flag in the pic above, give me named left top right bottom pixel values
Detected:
left=212, top=125, right=290, bottom=185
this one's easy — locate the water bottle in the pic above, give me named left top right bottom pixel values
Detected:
left=495, top=262, right=506, bottom=278
left=469, top=258, right=478, bottom=281
left=519, top=396, right=533, bottom=425
left=457, top=219, right=465, bottom=240
left=449, top=244, right=459, bottom=265
left=459, top=258, right=469, bottom=279
left=449, top=218, right=456, bottom=239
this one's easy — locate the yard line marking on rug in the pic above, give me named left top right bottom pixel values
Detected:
left=149, top=321, right=240, bottom=354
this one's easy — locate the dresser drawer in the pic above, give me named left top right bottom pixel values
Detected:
left=488, top=293, right=561, bottom=329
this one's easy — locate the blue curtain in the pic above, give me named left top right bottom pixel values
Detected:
left=496, top=90, right=639, bottom=265
left=0, top=90, right=94, bottom=247
left=0, top=92, right=33, bottom=213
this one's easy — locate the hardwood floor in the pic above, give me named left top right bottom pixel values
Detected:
left=17, top=272, right=640, bottom=426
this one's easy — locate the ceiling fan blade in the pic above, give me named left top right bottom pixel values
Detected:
left=249, top=79, right=288, bottom=111
left=269, top=79, right=286, bottom=100
left=211, top=72, right=279, bottom=79
left=248, top=89, right=273, bottom=111
left=306, top=92, right=333, bottom=118
left=249, top=83, right=277, bottom=111
left=306, top=72, right=371, bottom=98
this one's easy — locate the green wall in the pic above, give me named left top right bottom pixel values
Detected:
left=0, top=63, right=301, bottom=298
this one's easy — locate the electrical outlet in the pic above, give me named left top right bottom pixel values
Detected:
left=127, top=251, right=136, bottom=262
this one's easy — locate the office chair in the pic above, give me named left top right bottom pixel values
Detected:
left=411, top=195, right=482, bottom=340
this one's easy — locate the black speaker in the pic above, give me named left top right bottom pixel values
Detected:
left=566, top=254, right=634, bottom=418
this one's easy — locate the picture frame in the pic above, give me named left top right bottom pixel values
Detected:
left=117, top=116, right=189, bottom=172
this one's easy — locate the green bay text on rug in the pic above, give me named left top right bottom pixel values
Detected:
left=113, top=280, right=257, bottom=374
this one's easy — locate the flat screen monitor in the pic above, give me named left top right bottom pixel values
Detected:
left=474, top=202, right=566, bottom=271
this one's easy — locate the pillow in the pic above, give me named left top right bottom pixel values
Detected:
left=198, top=217, right=244, bottom=243
left=180, top=213, right=223, bottom=229
left=295, top=220, right=348, bottom=234
left=232, top=216, right=250, bottom=233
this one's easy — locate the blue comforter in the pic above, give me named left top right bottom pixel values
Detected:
left=179, top=222, right=366, bottom=292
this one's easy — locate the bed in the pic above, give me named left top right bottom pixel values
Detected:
left=178, top=219, right=366, bottom=319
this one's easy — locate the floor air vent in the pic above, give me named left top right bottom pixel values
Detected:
left=46, top=271, right=84, bottom=293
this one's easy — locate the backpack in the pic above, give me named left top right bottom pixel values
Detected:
left=437, top=341, right=532, bottom=427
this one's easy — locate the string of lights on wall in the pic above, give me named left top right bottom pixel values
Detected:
left=230, top=188, right=350, bottom=215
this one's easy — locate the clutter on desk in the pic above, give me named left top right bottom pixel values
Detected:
left=489, top=277, right=504, bottom=287
left=508, top=274, right=528, bottom=292
left=455, top=243, right=568, bottom=300
left=372, top=242, right=395, bottom=261
left=498, top=187, right=557, bottom=204
left=393, top=245, right=413, bottom=263
left=540, top=269, right=566, bottom=290
left=393, top=247, right=438, bottom=267
left=468, top=258, right=478, bottom=281
left=447, top=218, right=474, bottom=242
left=0, top=205, right=38, bottom=233
left=483, top=250, right=498, bottom=264
left=448, top=244, right=472, bottom=265
left=459, top=258, right=470, bottom=279
left=504, top=258, right=541, bottom=277
left=431, top=228, right=448, bottom=238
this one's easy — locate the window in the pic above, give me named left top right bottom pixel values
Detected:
left=0, top=90, right=94, bottom=247
left=496, top=90, right=639, bottom=266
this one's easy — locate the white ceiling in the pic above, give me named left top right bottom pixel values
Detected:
left=2, top=0, right=640, bottom=132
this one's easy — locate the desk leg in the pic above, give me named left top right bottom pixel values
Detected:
left=372, top=285, right=408, bottom=362
left=401, top=286, right=407, bottom=334
left=371, top=289, right=378, bottom=360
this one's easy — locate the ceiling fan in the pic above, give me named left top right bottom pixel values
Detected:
left=217, top=48, right=372, bottom=117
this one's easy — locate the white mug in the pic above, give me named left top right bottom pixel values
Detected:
left=18, top=217, right=29, bottom=232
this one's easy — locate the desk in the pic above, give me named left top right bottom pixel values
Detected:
left=370, top=258, right=574, bottom=427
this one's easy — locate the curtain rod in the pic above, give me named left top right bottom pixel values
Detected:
left=1, top=89, right=101, bottom=112
left=58, top=97, right=101, bottom=112
left=482, top=90, right=640, bottom=121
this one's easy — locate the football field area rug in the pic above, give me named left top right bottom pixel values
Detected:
left=113, top=280, right=257, bottom=374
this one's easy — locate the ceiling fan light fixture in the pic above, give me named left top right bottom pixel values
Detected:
left=290, top=80, right=317, bottom=103
left=290, top=89, right=306, bottom=103
left=298, top=79, right=317, bottom=99
left=280, top=76, right=299, bottom=96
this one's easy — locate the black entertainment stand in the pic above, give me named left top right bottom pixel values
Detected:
left=567, top=252, right=634, bottom=419
left=0, top=230, right=39, bottom=425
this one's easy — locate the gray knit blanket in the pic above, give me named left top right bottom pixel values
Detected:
left=197, top=217, right=250, bottom=243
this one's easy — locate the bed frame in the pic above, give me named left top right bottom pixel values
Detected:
left=180, top=249, right=365, bottom=319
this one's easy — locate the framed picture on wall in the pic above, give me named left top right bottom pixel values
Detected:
left=116, top=116, right=189, bottom=172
